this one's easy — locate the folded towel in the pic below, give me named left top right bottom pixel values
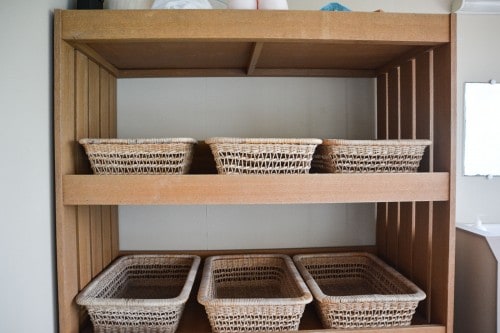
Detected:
left=320, top=2, right=351, bottom=11
left=152, top=0, right=212, bottom=9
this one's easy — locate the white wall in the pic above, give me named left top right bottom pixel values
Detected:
left=456, top=15, right=500, bottom=225
left=0, top=1, right=74, bottom=332
left=454, top=14, right=500, bottom=333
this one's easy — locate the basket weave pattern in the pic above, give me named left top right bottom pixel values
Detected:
left=76, top=255, right=200, bottom=333
left=206, top=138, right=322, bottom=174
left=293, top=253, right=426, bottom=329
left=80, top=138, right=196, bottom=175
left=313, top=139, right=431, bottom=173
left=198, top=254, right=312, bottom=332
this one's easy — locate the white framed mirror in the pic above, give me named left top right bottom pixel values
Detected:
left=464, top=82, right=500, bottom=176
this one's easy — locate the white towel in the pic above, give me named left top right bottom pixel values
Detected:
left=152, top=0, right=212, bottom=9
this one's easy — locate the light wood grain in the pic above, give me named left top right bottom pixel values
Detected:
left=59, top=11, right=449, bottom=78
left=120, top=246, right=378, bottom=258
left=54, top=10, right=456, bottom=333
left=61, top=10, right=450, bottom=44
left=88, top=60, right=103, bottom=278
left=398, top=59, right=417, bottom=279
left=63, top=173, right=449, bottom=205
left=109, top=76, right=119, bottom=260
left=54, top=10, right=80, bottom=333
left=247, top=42, right=263, bottom=75
left=118, top=68, right=377, bottom=78
left=416, top=50, right=434, bottom=170
left=376, top=73, right=389, bottom=260
left=414, top=50, right=434, bottom=322
left=386, top=67, right=400, bottom=267
left=99, top=68, right=113, bottom=268
left=429, top=14, right=457, bottom=330
left=75, top=51, right=92, bottom=290
left=414, top=201, right=433, bottom=321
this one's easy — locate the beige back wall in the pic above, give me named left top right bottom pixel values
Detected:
left=117, top=78, right=376, bottom=250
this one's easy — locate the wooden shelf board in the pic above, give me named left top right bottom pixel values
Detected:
left=119, top=246, right=378, bottom=258
left=58, top=10, right=450, bottom=78
left=63, top=173, right=449, bottom=205
left=82, top=302, right=444, bottom=333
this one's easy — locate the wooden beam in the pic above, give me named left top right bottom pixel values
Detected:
left=247, top=42, right=264, bottom=75
left=54, top=10, right=79, bottom=333
left=63, top=173, right=450, bottom=205
left=61, top=10, right=450, bottom=45
left=117, top=68, right=376, bottom=78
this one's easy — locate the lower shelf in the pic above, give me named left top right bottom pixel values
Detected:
left=80, top=248, right=445, bottom=333
left=82, top=298, right=445, bottom=333
left=178, top=298, right=443, bottom=333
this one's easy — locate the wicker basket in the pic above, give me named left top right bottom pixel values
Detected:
left=293, top=252, right=426, bottom=329
left=206, top=137, right=322, bottom=174
left=79, top=138, right=196, bottom=175
left=197, top=254, right=313, bottom=333
left=313, top=139, right=431, bottom=173
left=76, top=254, right=201, bottom=333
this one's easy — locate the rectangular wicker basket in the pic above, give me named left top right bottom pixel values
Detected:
left=197, top=254, right=313, bottom=333
left=79, top=138, right=197, bottom=175
left=76, top=254, right=200, bottom=333
left=293, top=252, right=426, bottom=329
left=206, top=137, right=322, bottom=174
left=313, top=139, right=431, bottom=173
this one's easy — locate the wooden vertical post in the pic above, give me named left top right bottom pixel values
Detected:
left=54, top=10, right=80, bottom=333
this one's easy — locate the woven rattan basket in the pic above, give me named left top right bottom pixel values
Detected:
left=76, top=254, right=200, bottom=333
left=206, top=137, right=322, bottom=174
left=79, top=138, right=197, bottom=175
left=197, top=254, right=313, bottom=332
left=313, top=139, right=431, bottom=173
left=293, top=252, right=426, bottom=329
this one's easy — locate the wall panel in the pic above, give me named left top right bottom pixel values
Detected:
left=431, top=33, right=456, bottom=330
left=376, top=74, right=388, bottom=261
left=385, top=67, right=401, bottom=267
left=55, top=35, right=119, bottom=331
left=99, top=68, right=113, bottom=268
left=414, top=50, right=434, bottom=321
left=399, top=59, right=417, bottom=278
left=75, top=51, right=92, bottom=290
left=54, top=33, right=79, bottom=332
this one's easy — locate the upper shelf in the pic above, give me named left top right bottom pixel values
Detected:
left=63, top=173, right=449, bottom=205
left=58, top=10, right=451, bottom=78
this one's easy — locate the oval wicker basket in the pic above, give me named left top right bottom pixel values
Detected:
left=198, top=254, right=313, bottom=333
left=79, top=138, right=197, bottom=175
left=313, top=139, right=432, bottom=173
left=293, top=252, right=426, bottom=329
left=206, top=137, right=322, bottom=174
left=76, top=254, right=201, bottom=333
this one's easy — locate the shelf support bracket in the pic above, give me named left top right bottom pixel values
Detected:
left=247, top=42, right=264, bottom=76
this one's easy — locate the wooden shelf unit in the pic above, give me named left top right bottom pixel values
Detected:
left=54, top=9, right=456, bottom=333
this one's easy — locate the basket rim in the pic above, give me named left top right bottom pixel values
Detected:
left=75, top=254, right=201, bottom=307
left=79, top=138, right=197, bottom=145
left=205, top=137, right=323, bottom=145
left=293, top=252, right=426, bottom=304
left=197, top=254, right=313, bottom=306
left=320, top=139, right=432, bottom=146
